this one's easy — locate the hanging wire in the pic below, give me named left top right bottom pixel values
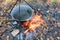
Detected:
left=19, top=0, right=20, bottom=40
left=7, top=0, right=19, bottom=21
left=10, top=0, right=18, bottom=14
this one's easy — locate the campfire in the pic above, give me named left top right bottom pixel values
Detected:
left=22, top=12, right=45, bottom=34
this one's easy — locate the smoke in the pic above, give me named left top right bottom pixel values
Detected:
left=25, top=30, right=39, bottom=40
left=16, top=30, right=39, bottom=40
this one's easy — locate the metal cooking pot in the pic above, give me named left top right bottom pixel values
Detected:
left=11, top=5, right=34, bottom=21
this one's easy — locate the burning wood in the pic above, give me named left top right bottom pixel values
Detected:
left=22, top=12, right=45, bottom=34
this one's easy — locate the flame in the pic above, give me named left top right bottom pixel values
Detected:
left=22, top=13, right=45, bottom=34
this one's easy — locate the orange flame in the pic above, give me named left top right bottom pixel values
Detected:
left=22, top=13, right=45, bottom=34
